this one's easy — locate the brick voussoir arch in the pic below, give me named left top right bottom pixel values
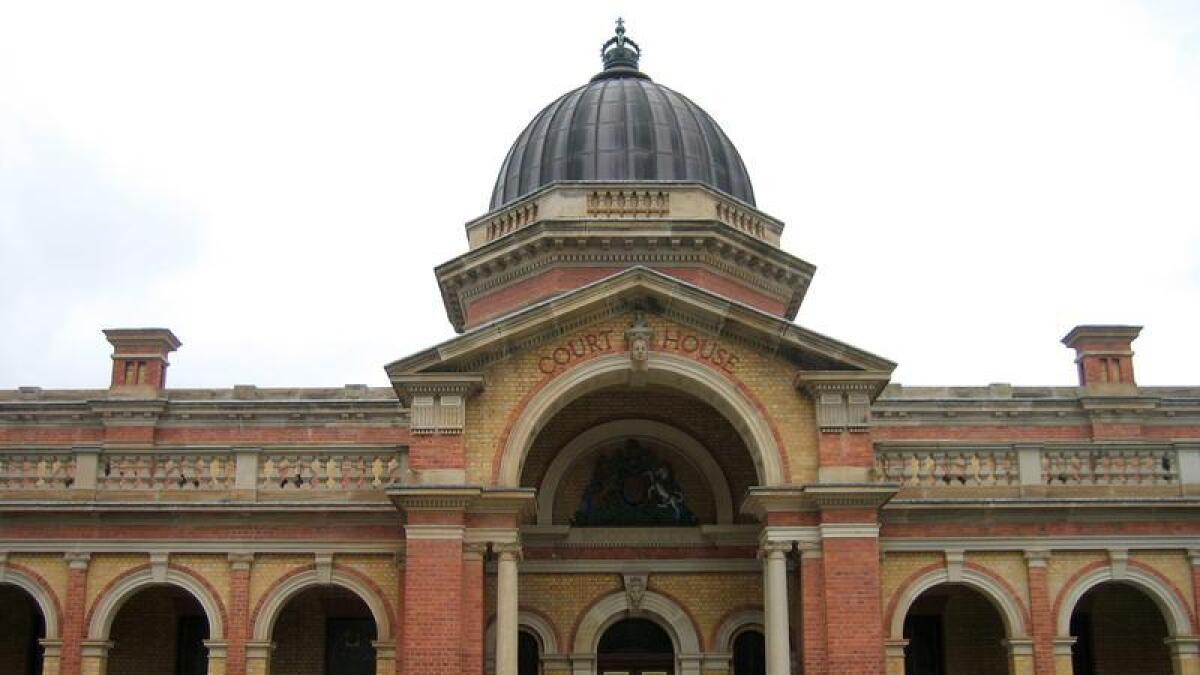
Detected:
left=1, top=562, right=64, bottom=639
left=494, top=351, right=789, bottom=488
left=87, top=562, right=228, bottom=640
left=886, top=561, right=1031, bottom=640
left=1052, top=558, right=1198, bottom=636
left=250, top=562, right=395, bottom=642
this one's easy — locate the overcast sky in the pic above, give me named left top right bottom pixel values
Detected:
left=1, top=1, right=1197, bottom=390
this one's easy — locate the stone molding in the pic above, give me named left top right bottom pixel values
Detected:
left=88, top=562, right=226, bottom=640
left=888, top=566, right=1029, bottom=640
left=1054, top=564, right=1192, bottom=637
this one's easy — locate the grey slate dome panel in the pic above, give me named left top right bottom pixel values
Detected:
left=489, top=27, right=755, bottom=210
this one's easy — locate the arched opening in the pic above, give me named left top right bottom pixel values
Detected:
left=270, top=586, right=378, bottom=675
left=0, top=584, right=46, bottom=675
left=520, top=386, right=759, bottom=528
left=107, top=586, right=209, bottom=675
left=902, top=585, right=1009, bottom=675
left=1069, top=582, right=1172, bottom=675
left=598, top=617, right=675, bottom=675
left=518, top=630, right=540, bottom=675
left=732, top=629, right=765, bottom=675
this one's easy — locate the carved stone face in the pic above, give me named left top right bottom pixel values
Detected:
left=631, top=336, right=648, bottom=361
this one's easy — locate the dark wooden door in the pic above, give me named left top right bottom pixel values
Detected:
left=326, top=617, right=377, bottom=675
left=903, top=614, right=945, bottom=675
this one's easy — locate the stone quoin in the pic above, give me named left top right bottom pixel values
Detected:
left=2, top=19, right=1200, bottom=675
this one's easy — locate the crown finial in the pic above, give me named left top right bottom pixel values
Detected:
left=597, top=18, right=644, bottom=79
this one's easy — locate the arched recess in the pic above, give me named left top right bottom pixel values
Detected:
left=499, top=352, right=784, bottom=488
left=0, top=567, right=60, bottom=639
left=485, top=610, right=562, bottom=658
left=1055, top=565, right=1192, bottom=638
left=713, top=608, right=764, bottom=654
left=888, top=567, right=1028, bottom=641
left=88, top=566, right=225, bottom=640
left=573, top=590, right=702, bottom=657
left=536, top=419, right=735, bottom=525
left=251, top=568, right=393, bottom=642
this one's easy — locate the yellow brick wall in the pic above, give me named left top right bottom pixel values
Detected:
left=1132, top=550, right=1194, bottom=618
left=880, top=552, right=942, bottom=629
left=649, top=573, right=762, bottom=650
left=971, top=551, right=1031, bottom=614
left=517, top=573, right=623, bottom=649
left=173, top=554, right=231, bottom=619
left=10, top=553, right=68, bottom=613
left=247, top=554, right=311, bottom=625
left=86, top=554, right=145, bottom=614
left=466, top=313, right=818, bottom=486
left=1047, top=551, right=1105, bottom=615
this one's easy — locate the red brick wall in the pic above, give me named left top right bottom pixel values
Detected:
left=461, top=552, right=484, bottom=675
left=799, top=553, right=827, bottom=675
left=821, top=534, right=885, bottom=674
left=59, top=560, right=88, bottom=675
left=402, top=538, right=464, bottom=674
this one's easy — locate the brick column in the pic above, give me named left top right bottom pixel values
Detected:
left=819, top=517, right=885, bottom=675
left=462, top=543, right=487, bottom=675
left=224, top=553, right=254, bottom=675
left=1025, top=550, right=1056, bottom=675
left=403, top=522, right=466, bottom=675
left=59, top=552, right=90, bottom=675
left=798, top=543, right=827, bottom=675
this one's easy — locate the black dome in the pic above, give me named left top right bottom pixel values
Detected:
left=489, top=24, right=755, bottom=210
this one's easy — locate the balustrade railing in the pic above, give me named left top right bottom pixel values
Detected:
left=0, top=447, right=403, bottom=497
left=100, top=453, right=234, bottom=490
left=0, top=452, right=76, bottom=489
left=259, top=452, right=402, bottom=491
left=1042, top=447, right=1177, bottom=485
left=874, top=448, right=1018, bottom=486
left=875, top=445, right=1187, bottom=489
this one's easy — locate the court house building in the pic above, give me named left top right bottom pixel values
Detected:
left=3, top=23, right=1200, bottom=675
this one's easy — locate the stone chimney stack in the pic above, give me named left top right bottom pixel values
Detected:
left=103, top=328, right=181, bottom=395
left=1062, top=325, right=1141, bottom=394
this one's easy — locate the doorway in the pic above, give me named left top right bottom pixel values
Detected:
left=598, top=618, right=674, bottom=675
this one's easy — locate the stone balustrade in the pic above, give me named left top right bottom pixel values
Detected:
left=874, top=447, right=1019, bottom=486
left=875, top=444, right=1197, bottom=490
left=0, top=452, right=76, bottom=489
left=1042, top=447, right=1177, bottom=485
left=0, top=447, right=404, bottom=498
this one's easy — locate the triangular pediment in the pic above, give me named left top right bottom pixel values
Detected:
left=385, top=267, right=894, bottom=380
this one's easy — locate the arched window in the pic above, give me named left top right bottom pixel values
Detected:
left=732, top=629, right=765, bottom=675
left=518, top=630, right=540, bottom=675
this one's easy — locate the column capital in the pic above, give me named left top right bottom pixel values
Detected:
left=1002, top=638, right=1035, bottom=656
left=493, top=542, right=523, bottom=561
left=463, top=542, right=489, bottom=561
left=1165, top=636, right=1200, bottom=656
left=759, top=541, right=793, bottom=558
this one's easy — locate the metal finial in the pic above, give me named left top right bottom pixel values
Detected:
left=598, top=18, right=642, bottom=76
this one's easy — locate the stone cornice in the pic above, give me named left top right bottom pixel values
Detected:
left=437, top=221, right=815, bottom=331
left=387, top=485, right=482, bottom=512
left=388, top=373, right=484, bottom=407
left=806, top=484, right=899, bottom=510
left=386, top=266, right=895, bottom=376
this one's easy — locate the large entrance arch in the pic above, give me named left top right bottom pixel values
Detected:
left=497, top=352, right=785, bottom=488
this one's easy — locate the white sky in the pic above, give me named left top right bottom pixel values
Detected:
left=1, top=1, right=1197, bottom=389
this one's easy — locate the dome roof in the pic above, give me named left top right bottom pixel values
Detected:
left=490, top=22, right=755, bottom=210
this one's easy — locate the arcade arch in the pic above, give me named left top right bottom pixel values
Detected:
left=499, top=352, right=784, bottom=489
